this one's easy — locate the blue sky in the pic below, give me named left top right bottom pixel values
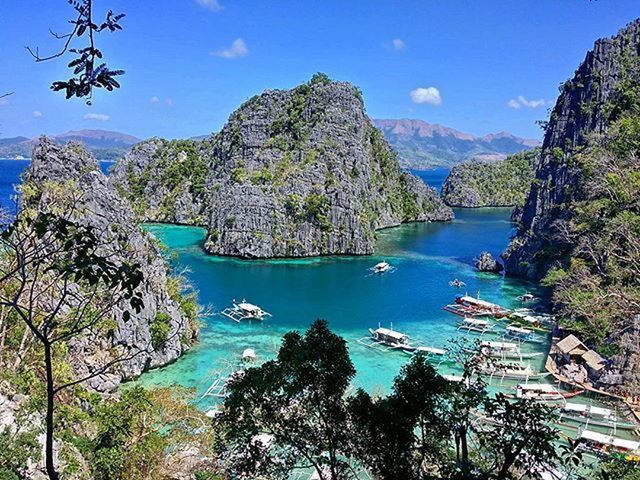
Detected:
left=0, top=1, right=638, bottom=140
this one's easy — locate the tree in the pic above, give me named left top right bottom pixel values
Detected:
left=476, top=394, right=560, bottom=479
left=349, top=354, right=453, bottom=480
left=0, top=190, right=145, bottom=480
left=216, top=319, right=358, bottom=480
left=26, top=0, right=125, bottom=104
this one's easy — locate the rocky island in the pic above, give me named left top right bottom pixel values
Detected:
left=441, top=149, right=539, bottom=208
left=113, top=74, right=453, bottom=258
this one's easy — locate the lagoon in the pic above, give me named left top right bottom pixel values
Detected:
left=136, top=208, right=545, bottom=406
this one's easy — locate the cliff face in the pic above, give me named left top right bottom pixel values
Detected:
left=501, top=20, right=640, bottom=393
left=111, top=138, right=211, bottom=225
left=25, top=139, right=198, bottom=391
left=503, top=20, right=640, bottom=279
left=441, top=149, right=539, bottom=208
left=203, top=77, right=452, bottom=258
left=113, top=75, right=453, bottom=259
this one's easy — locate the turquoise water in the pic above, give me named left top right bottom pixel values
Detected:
left=136, top=208, right=548, bottom=404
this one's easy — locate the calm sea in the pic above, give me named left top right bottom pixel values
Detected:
left=0, top=159, right=545, bottom=400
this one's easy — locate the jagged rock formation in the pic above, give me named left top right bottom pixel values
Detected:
left=475, top=251, right=503, bottom=273
left=441, top=149, right=539, bottom=207
left=502, top=20, right=640, bottom=393
left=373, top=119, right=539, bottom=169
left=113, top=75, right=453, bottom=258
left=111, top=138, right=211, bottom=225
left=503, top=20, right=640, bottom=279
left=25, top=138, right=198, bottom=391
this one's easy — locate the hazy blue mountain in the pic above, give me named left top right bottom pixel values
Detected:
left=373, top=119, right=540, bottom=169
left=0, top=129, right=141, bottom=161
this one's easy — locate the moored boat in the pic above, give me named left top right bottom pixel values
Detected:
left=577, top=430, right=640, bottom=457
left=480, top=363, right=548, bottom=381
left=559, top=403, right=637, bottom=431
left=365, top=326, right=413, bottom=350
left=220, top=299, right=272, bottom=322
left=372, top=261, right=391, bottom=273
left=458, top=317, right=492, bottom=333
left=508, top=383, right=583, bottom=401
left=445, top=294, right=511, bottom=318
left=478, top=340, right=543, bottom=360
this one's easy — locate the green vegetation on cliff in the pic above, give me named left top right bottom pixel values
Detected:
left=441, top=149, right=539, bottom=208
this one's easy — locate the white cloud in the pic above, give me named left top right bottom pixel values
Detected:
left=84, top=112, right=110, bottom=121
left=0, top=97, right=9, bottom=106
left=409, top=87, right=441, bottom=106
left=391, top=38, right=405, bottom=51
left=150, top=96, right=160, bottom=104
left=212, top=38, right=248, bottom=59
left=507, top=95, right=549, bottom=109
left=33, top=110, right=44, bottom=118
left=195, top=0, right=223, bottom=12
left=506, top=99, right=521, bottom=109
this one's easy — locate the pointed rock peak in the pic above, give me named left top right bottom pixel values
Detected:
left=27, top=136, right=101, bottom=185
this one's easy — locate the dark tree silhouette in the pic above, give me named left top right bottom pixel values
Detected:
left=26, top=0, right=125, bottom=104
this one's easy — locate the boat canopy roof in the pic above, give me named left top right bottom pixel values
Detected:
left=507, top=325, right=533, bottom=333
left=481, top=341, right=518, bottom=349
left=459, top=295, right=506, bottom=310
left=375, top=262, right=389, bottom=268
left=565, top=403, right=613, bottom=417
left=242, top=348, right=256, bottom=360
left=580, top=430, right=640, bottom=451
left=238, top=302, right=261, bottom=312
left=374, top=327, right=406, bottom=340
left=464, top=318, right=489, bottom=326
left=415, top=346, right=446, bottom=355
left=517, top=383, right=556, bottom=392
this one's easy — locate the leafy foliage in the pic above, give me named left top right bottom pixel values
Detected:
left=28, top=1, right=126, bottom=104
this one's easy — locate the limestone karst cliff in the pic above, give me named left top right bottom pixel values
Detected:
left=502, top=19, right=640, bottom=392
left=24, top=138, right=198, bottom=391
left=441, top=149, right=539, bottom=208
left=113, top=75, right=453, bottom=258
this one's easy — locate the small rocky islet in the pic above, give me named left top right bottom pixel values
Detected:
left=112, top=73, right=453, bottom=259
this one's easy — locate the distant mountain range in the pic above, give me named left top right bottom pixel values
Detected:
left=1, top=121, right=539, bottom=168
left=0, top=130, right=141, bottom=161
left=373, top=119, right=540, bottom=169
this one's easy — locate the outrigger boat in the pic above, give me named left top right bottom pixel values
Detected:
left=477, top=340, right=543, bottom=360
left=406, top=346, right=447, bottom=357
left=507, top=383, right=583, bottom=401
left=220, top=299, right=272, bottom=322
left=508, top=311, right=552, bottom=332
left=201, top=348, right=258, bottom=402
left=479, top=362, right=548, bottom=381
left=444, top=294, right=511, bottom=318
left=360, top=326, right=414, bottom=351
left=559, top=403, right=637, bottom=431
left=449, top=278, right=466, bottom=288
left=458, top=317, right=492, bottom=333
left=372, top=261, right=391, bottom=273
left=577, top=430, right=640, bottom=457
left=505, top=324, right=539, bottom=341
left=359, top=326, right=445, bottom=357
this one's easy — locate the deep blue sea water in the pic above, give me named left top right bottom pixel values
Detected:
left=0, top=159, right=112, bottom=213
left=409, top=167, right=450, bottom=192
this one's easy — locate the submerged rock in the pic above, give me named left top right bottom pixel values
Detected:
left=475, top=251, right=503, bottom=273
left=24, top=138, right=198, bottom=390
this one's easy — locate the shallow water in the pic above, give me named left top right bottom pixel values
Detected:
left=135, top=208, right=549, bottom=406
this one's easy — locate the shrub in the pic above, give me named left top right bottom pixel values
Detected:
left=150, top=312, right=172, bottom=348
